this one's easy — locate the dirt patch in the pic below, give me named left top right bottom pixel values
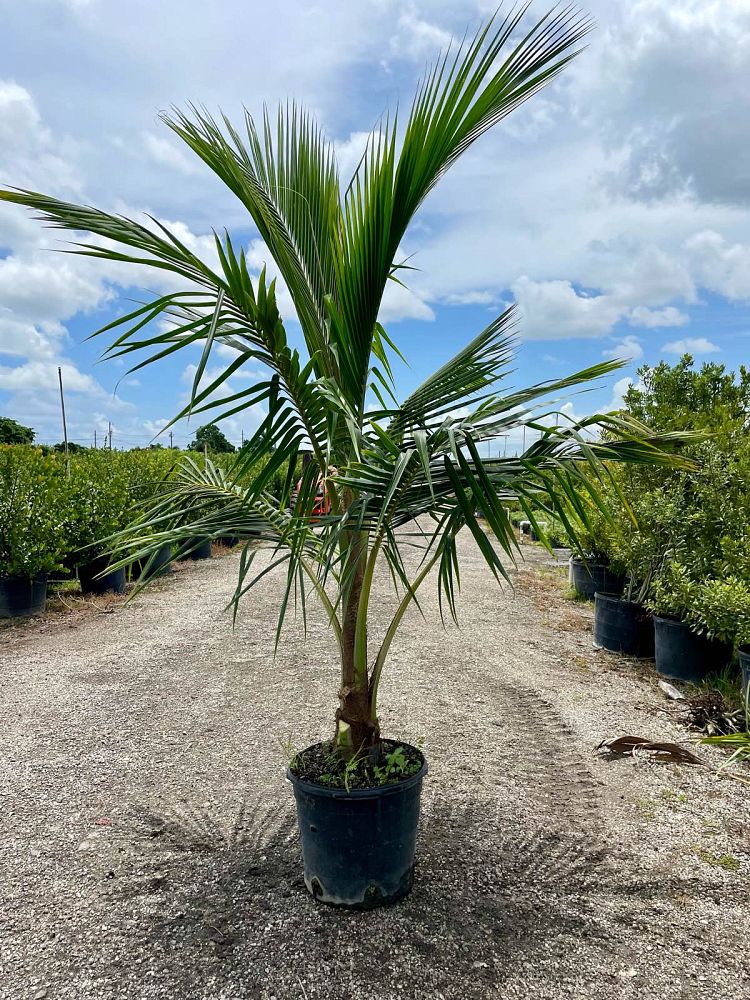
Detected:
left=0, top=543, right=238, bottom=650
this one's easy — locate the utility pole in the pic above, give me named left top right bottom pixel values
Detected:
left=503, top=435, right=507, bottom=458
left=204, top=442, right=208, bottom=465
left=522, top=426, right=526, bottom=454
left=241, top=427, right=244, bottom=448
left=57, top=366, right=70, bottom=477
left=108, top=421, right=112, bottom=451
left=94, top=429, right=97, bottom=449
left=169, top=430, right=173, bottom=449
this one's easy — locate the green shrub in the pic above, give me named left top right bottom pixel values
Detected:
left=604, top=357, right=750, bottom=632
left=650, top=564, right=750, bottom=644
left=64, top=453, right=134, bottom=560
left=0, top=446, right=69, bottom=577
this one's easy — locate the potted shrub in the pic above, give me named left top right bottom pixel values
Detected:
left=567, top=502, right=625, bottom=600
left=590, top=494, right=660, bottom=658
left=0, top=446, right=68, bottom=617
left=649, top=565, right=740, bottom=683
left=594, top=591, right=655, bottom=659
left=2, top=11, right=692, bottom=907
left=65, top=453, right=133, bottom=594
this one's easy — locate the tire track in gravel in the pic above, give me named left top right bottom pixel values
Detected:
left=485, top=680, right=606, bottom=838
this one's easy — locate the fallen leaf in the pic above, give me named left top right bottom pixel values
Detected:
left=595, top=735, right=705, bottom=766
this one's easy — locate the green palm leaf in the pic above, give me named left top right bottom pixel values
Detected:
left=1, top=6, right=695, bottom=758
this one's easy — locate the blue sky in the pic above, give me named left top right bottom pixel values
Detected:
left=1, top=0, right=749, bottom=450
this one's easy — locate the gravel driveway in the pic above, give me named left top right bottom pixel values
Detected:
left=1, top=534, right=748, bottom=1000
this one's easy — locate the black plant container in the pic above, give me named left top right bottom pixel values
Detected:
left=78, top=556, right=126, bottom=595
left=738, top=645, right=750, bottom=703
left=569, top=557, right=624, bottom=601
left=180, top=538, right=212, bottom=561
left=0, top=574, right=48, bottom=618
left=288, top=744, right=427, bottom=909
left=593, top=593, right=654, bottom=658
left=653, top=615, right=732, bottom=684
left=136, top=542, right=174, bottom=578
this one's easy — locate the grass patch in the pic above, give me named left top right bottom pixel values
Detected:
left=563, top=586, right=592, bottom=604
left=660, top=788, right=688, bottom=806
left=702, top=665, right=746, bottom=713
left=635, top=798, right=656, bottom=821
left=693, top=848, right=741, bottom=872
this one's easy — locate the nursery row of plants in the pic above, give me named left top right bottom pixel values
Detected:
left=0, top=442, right=284, bottom=616
left=543, top=358, right=750, bottom=698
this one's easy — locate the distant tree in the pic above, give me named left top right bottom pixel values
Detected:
left=0, top=417, right=34, bottom=444
left=624, top=355, right=750, bottom=437
left=188, top=423, right=235, bottom=453
left=52, top=441, right=87, bottom=454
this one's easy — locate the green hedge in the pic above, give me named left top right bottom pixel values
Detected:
left=0, top=446, right=286, bottom=579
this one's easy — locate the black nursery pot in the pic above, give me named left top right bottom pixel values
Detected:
left=78, top=556, right=126, bottom=595
left=288, top=745, right=428, bottom=910
left=0, top=574, right=48, bottom=618
left=136, top=542, right=173, bottom=577
left=594, top=593, right=655, bottom=658
left=738, top=645, right=750, bottom=702
left=569, top=557, right=624, bottom=601
left=180, top=538, right=212, bottom=561
left=653, top=615, right=732, bottom=684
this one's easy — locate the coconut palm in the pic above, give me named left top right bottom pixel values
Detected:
left=2, top=6, right=689, bottom=754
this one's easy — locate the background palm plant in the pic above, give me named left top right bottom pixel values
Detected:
left=2, top=6, right=690, bottom=754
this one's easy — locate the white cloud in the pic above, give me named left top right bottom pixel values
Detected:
left=607, top=375, right=635, bottom=411
left=0, top=359, right=99, bottom=395
left=603, top=336, right=643, bottom=362
left=685, top=230, right=750, bottom=300
left=3, top=1, right=750, bottom=441
left=334, top=131, right=373, bottom=184
left=511, top=277, right=622, bottom=340
left=142, top=132, right=201, bottom=176
left=0, top=315, right=64, bottom=359
left=389, top=6, right=452, bottom=60
left=629, top=305, right=688, bottom=328
left=570, top=0, right=750, bottom=206
left=661, top=336, right=720, bottom=355
left=441, top=290, right=501, bottom=307
left=378, top=279, right=434, bottom=323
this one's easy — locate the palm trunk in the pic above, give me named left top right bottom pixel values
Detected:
left=334, top=532, right=379, bottom=754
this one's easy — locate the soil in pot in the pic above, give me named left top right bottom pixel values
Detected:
left=288, top=740, right=427, bottom=910
left=593, top=593, right=654, bottom=658
left=653, top=615, right=732, bottom=684
left=179, top=538, right=212, bottom=561
left=78, top=556, right=126, bottom=596
left=569, top=557, right=624, bottom=601
left=0, top=574, right=48, bottom=618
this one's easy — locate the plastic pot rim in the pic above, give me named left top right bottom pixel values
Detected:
left=594, top=592, right=651, bottom=612
left=0, top=572, right=49, bottom=584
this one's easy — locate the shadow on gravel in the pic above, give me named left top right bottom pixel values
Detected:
left=93, top=792, right=719, bottom=1000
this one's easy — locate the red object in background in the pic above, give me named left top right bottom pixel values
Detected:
left=291, top=473, right=332, bottom=520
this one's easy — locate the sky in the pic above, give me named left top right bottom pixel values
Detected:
left=0, top=0, right=749, bottom=451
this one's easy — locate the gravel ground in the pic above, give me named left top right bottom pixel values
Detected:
left=1, top=534, right=749, bottom=1000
